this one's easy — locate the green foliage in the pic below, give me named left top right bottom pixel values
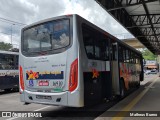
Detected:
left=0, top=42, right=13, bottom=51
left=142, top=49, right=157, bottom=60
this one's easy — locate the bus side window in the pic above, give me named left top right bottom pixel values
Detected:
left=102, top=36, right=109, bottom=60
left=82, top=24, right=109, bottom=61
left=95, top=46, right=100, bottom=58
left=82, top=28, right=94, bottom=59
left=94, top=33, right=109, bottom=60
left=98, top=39, right=109, bottom=60
left=0, top=64, right=2, bottom=69
left=95, top=40, right=100, bottom=59
left=126, top=49, right=129, bottom=62
left=119, top=45, right=124, bottom=62
left=112, top=43, right=117, bottom=61
left=123, top=48, right=126, bottom=62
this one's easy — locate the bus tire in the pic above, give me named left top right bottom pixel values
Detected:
left=120, top=80, right=126, bottom=99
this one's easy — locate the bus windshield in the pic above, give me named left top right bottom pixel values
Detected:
left=23, top=19, right=70, bottom=53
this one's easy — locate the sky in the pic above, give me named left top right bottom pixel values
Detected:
left=0, top=0, right=133, bottom=48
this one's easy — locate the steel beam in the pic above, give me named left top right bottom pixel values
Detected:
left=141, top=0, right=160, bottom=47
left=130, top=14, right=160, bottom=27
left=96, top=0, right=159, bottom=53
left=97, top=0, right=158, bottom=11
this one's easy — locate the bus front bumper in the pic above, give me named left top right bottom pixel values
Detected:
left=23, top=90, right=68, bottom=106
left=21, top=90, right=83, bottom=107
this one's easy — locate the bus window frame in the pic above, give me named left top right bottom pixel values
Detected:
left=21, top=18, right=73, bottom=57
left=82, top=23, right=109, bottom=61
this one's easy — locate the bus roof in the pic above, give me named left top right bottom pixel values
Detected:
left=0, top=50, right=19, bottom=55
left=22, top=14, right=142, bottom=56
left=22, top=14, right=73, bottom=30
left=75, top=14, right=142, bottom=56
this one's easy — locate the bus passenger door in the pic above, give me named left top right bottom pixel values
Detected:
left=111, top=42, right=120, bottom=95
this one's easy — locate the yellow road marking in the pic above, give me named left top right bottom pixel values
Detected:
left=111, top=77, right=159, bottom=120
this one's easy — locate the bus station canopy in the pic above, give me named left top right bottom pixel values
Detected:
left=96, top=0, right=160, bottom=54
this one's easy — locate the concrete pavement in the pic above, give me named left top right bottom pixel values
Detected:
left=96, top=74, right=160, bottom=120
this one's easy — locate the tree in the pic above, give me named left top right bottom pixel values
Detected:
left=0, top=42, right=13, bottom=51
left=142, top=49, right=157, bottom=60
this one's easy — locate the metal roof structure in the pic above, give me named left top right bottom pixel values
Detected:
left=96, top=0, right=160, bottom=54
left=122, top=38, right=145, bottom=48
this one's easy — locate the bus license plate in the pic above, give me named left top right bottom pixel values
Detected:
left=36, top=95, right=52, bottom=100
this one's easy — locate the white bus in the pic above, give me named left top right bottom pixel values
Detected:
left=19, top=14, right=143, bottom=107
left=0, top=50, right=19, bottom=91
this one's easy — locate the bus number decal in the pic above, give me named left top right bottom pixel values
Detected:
left=53, top=81, right=63, bottom=88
